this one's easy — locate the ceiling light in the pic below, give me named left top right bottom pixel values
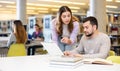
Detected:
left=27, top=10, right=34, bottom=13
left=38, top=10, right=48, bottom=13
left=6, top=5, right=16, bottom=8
left=27, top=12, right=38, bottom=15
left=27, top=7, right=36, bottom=9
left=27, top=7, right=48, bottom=10
left=36, top=8, right=48, bottom=10
left=51, top=9, right=78, bottom=13
left=0, top=5, right=2, bottom=7
left=27, top=3, right=80, bottom=10
left=51, top=9, right=58, bottom=11
left=69, top=7, right=80, bottom=9
left=71, top=10, right=78, bottom=13
left=0, top=1, right=15, bottom=4
left=115, top=0, right=120, bottom=2
left=0, top=11, right=13, bottom=13
left=51, top=1, right=85, bottom=5
left=0, top=8, right=5, bottom=10
left=106, top=5, right=118, bottom=8
left=106, top=0, right=113, bottom=2
left=27, top=3, right=52, bottom=7
left=27, top=10, right=48, bottom=14
left=38, top=0, right=86, bottom=5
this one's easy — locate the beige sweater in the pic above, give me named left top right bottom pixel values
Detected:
left=71, top=32, right=111, bottom=59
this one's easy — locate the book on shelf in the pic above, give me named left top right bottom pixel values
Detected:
left=49, top=56, right=83, bottom=68
left=82, top=58, right=113, bottom=65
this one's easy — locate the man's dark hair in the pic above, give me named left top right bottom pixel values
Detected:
left=83, top=16, right=98, bottom=29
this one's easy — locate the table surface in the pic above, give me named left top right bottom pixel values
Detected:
left=0, top=55, right=120, bottom=71
left=25, top=40, right=42, bottom=47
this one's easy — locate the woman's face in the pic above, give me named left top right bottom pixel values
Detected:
left=61, top=11, right=71, bottom=24
left=34, top=26, right=39, bottom=31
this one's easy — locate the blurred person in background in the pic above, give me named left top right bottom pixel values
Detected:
left=32, top=24, right=44, bottom=41
left=27, top=24, right=44, bottom=55
left=7, top=20, right=27, bottom=47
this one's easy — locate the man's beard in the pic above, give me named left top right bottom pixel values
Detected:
left=86, top=32, right=93, bottom=37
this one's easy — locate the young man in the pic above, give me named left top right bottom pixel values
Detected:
left=64, top=16, right=111, bottom=59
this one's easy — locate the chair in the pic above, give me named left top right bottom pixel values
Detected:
left=7, top=43, right=27, bottom=57
left=106, top=56, right=120, bottom=64
left=0, top=47, right=8, bottom=57
left=109, top=50, right=115, bottom=56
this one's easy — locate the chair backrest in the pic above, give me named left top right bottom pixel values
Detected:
left=7, top=43, right=27, bottom=57
left=106, top=56, right=120, bottom=64
left=109, top=50, right=115, bottom=56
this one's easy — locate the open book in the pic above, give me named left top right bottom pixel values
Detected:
left=83, top=58, right=113, bottom=65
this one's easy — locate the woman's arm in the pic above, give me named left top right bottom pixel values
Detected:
left=7, top=33, right=16, bottom=47
left=70, top=21, right=80, bottom=44
left=51, top=19, right=58, bottom=44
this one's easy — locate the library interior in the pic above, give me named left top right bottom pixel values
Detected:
left=0, top=0, right=120, bottom=71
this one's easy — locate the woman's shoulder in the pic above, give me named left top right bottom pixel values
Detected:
left=51, top=18, right=57, bottom=23
left=51, top=18, right=58, bottom=28
left=73, top=21, right=79, bottom=26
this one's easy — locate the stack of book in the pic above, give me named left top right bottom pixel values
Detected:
left=49, top=56, right=83, bottom=68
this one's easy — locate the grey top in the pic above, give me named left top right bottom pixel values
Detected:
left=62, top=24, right=70, bottom=38
left=71, top=32, right=111, bottom=59
left=7, top=33, right=16, bottom=47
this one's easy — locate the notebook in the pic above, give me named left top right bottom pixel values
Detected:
left=41, top=42, right=64, bottom=56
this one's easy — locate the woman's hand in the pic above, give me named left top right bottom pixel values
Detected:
left=61, top=37, right=72, bottom=44
left=63, top=51, right=74, bottom=57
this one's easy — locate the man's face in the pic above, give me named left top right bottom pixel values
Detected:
left=83, top=21, right=96, bottom=37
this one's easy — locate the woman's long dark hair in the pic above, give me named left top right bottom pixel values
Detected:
left=14, top=20, right=27, bottom=43
left=56, top=6, right=73, bottom=36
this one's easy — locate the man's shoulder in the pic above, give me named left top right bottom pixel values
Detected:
left=99, top=32, right=109, bottom=37
left=98, top=32, right=110, bottom=40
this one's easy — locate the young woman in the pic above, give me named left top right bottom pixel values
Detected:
left=27, top=24, right=44, bottom=55
left=32, top=24, right=44, bottom=41
left=51, top=6, right=79, bottom=52
left=7, top=20, right=27, bottom=47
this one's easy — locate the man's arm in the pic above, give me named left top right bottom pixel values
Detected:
left=82, top=35, right=111, bottom=59
left=64, top=35, right=84, bottom=56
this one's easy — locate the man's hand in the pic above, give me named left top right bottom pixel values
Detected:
left=73, top=54, right=83, bottom=58
left=64, top=51, right=83, bottom=58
